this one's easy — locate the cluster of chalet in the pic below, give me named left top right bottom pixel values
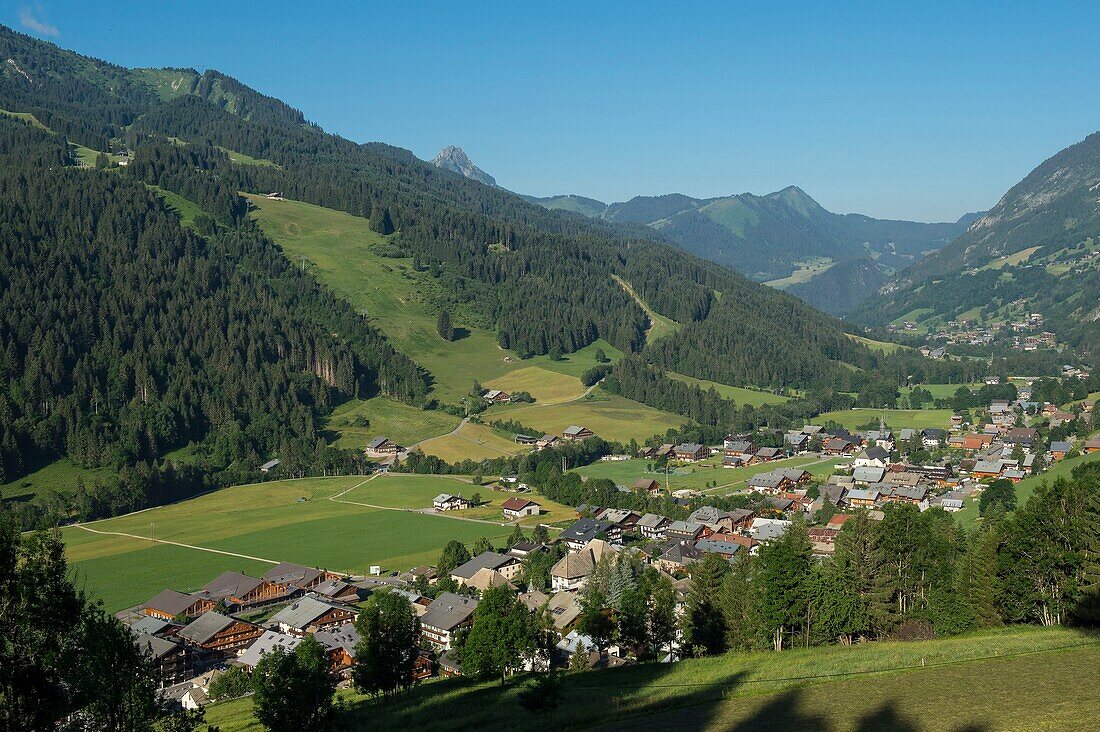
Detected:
left=124, top=563, right=367, bottom=705
left=430, top=491, right=543, bottom=520
left=515, top=424, right=596, bottom=450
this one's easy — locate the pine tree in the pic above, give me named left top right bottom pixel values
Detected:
left=754, top=522, right=813, bottom=651
left=682, top=552, right=729, bottom=655
left=437, top=309, right=455, bottom=341
left=954, top=528, right=1002, bottom=629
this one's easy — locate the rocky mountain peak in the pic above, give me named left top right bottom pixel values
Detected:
left=431, top=145, right=497, bottom=187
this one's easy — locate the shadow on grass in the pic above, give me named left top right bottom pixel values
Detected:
left=339, top=662, right=749, bottom=731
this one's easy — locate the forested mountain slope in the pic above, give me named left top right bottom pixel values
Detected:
left=851, top=132, right=1100, bottom=354
left=0, top=119, right=425, bottom=519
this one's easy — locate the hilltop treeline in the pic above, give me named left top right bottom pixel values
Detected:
left=0, top=120, right=425, bottom=516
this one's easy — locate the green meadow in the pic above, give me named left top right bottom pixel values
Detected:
left=247, top=194, right=620, bottom=407
left=487, top=391, right=689, bottom=444
left=665, top=372, right=792, bottom=406
left=62, top=475, right=523, bottom=612
left=324, top=396, right=461, bottom=449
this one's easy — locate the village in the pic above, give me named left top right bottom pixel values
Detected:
left=121, top=386, right=1099, bottom=709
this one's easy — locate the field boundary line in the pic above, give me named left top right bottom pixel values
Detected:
left=69, top=524, right=280, bottom=565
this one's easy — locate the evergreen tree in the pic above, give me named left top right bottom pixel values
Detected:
left=532, top=524, right=550, bottom=545
left=648, top=575, right=678, bottom=661
left=754, top=522, right=813, bottom=651
left=682, top=552, right=729, bottom=655
left=471, top=536, right=493, bottom=555
left=516, top=668, right=561, bottom=720
left=954, top=528, right=1002, bottom=629
left=353, top=592, right=419, bottom=699
left=437, top=309, right=455, bottom=341
left=507, top=524, right=526, bottom=547
left=718, top=556, right=757, bottom=650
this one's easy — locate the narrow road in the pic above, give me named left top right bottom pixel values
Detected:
left=70, top=524, right=280, bottom=565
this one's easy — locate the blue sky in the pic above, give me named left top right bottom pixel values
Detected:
left=10, top=1, right=1100, bottom=221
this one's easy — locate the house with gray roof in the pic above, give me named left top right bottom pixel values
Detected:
left=270, top=595, right=356, bottom=636
left=178, top=611, right=262, bottom=654
left=561, top=517, right=617, bottom=549
left=853, top=466, right=887, bottom=484
left=665, top=520, right=706, bottom=542
left=695, top=538, right=742, bottom=559
left=421, top=593, right=478, bottom=650
left=236, top=631, right=302, bottom=671
left=636, top=513, right=671, bottom=539
left=450, top=551, right=522, bottom=585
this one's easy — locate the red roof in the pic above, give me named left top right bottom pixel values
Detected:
left=501, top=497, right=538, bottom=512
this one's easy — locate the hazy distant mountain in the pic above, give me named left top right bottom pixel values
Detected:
left=529, top=186, right=972, bottom=310
left=431, top=145, right=497, bottom=186
left=851, top=132, right=1100, bottom=353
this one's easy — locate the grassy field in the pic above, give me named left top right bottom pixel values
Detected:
left=1, top=458, right=116, bottom=502
left=146, top=185, right=205, bottom=230
left=815, top=408, right=954, bottom=430
left=62, top=475, right=520, bottom=612
left=349, top=475, right=576, bottom=526
left=324, top=396, right=461, bottom=449
left=847, top=333, right=909, bottom=354
left=611, top=274, right=681, bottom=345
left=665, top=372, right=791, bottom=406
left=416, top=422, right=530, bottom=462
left=484, top=366, right=586, bottom=404
left=218, top=146, right=279, bottom=168
left=204, top=626, right=1099, bottom=731
left=765, top=258, right=836, bottom=289
left=955, top=449, right=1100, bottom=528
left=979, top=245, right=1042, bottom=270
left=573, top=455, right=841, bottom=494
left=900, top=383, right=979, bottom=403
left=488, top=391, right=689, bottom=444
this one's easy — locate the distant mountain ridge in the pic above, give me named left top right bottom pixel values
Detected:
left=431, top=145, right=497, bottom=186
left=527, top=186, right=971, bottom=285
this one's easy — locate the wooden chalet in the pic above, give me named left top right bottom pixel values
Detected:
left=674, top=443, right=708, bottom=461
left=143, top=590, right=213, bottom=621
left=270, top=596, right=357, bottom=636
left=193, top=571, right=291, bottom=610
left=178, top=611, right=263, bottom=654
left=366, top=436, right=403, bottom=454
left=563, top=425, right=594, bottom=441
left=482, top=389, right=511, bottom=403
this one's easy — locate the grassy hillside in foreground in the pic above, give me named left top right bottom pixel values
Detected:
left=204, top=626, right=1099, bottom=731
left=62, top=474, right=530, bottom=611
